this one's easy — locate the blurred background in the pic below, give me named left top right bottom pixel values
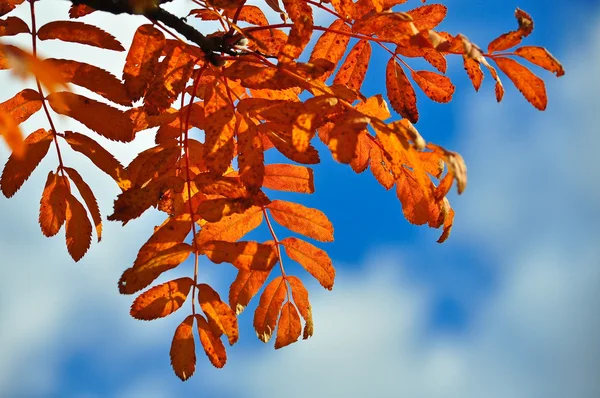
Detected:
left=1, top=0, right=598, bottom=397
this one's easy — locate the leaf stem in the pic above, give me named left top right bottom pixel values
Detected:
left=262, top=207, right=290, bottom=301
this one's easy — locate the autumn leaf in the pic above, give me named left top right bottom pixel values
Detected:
left=229, top=267, right=273, bottom=315
left=196, top=205, right=263, bottom=245
left=286, top=275, right=313, bottom=339
left=267, top=200, right=334, bottom=242
left=1, top=129, right=52, bottom=198
left=0, top=16, right=29, bottom=37
left=63, top=167, right=102, bottom=242
left=463, top=55, right=484, bottom=91
left=407, top=4, right=447, bottom=30
left=130, top=277, right=194, bottom=320
left=197, top=283, right=239, bottom=345
left=0, top=0, right=25, bottom=17
left=515, top=46, right=565, bottom=77
left=263, top=164, right=315, bottom=194
left=170, top=315, right=196, bottom=381
left=386, top=58, right=418, bottom=123
left=37, top=21, right=124, bottom=51
left=281, top=237, right=335, bottom=290
left=411, top=70, right=455, bottom=103
left=123, top=24, right=166, bottom=101
left=494, top=56, right=547, bottom=110
left=39, top=171, right=69, bottom=237
left=195, top=314, right=227, bottom=368
left=254, top=276, right=287, bottom=342
left=309, top=19, right=351, bottom=82
left=118, top=243, right=192, bottom=294
left=274, top=301, right=302, bottom=349
left=64, top=192, right=92, bottom=261
left=0, top=88, right=43, bottom=125
left=199, top=240, right=278, bottom=271
left=47, top=92, right=134, bottom=142
left=333, top=40, right=371, bottom=92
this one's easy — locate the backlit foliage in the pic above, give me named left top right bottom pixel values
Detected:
left=0, top=0, right=563, bottom=379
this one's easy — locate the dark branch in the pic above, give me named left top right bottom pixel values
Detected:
left=69, top=0, right=228, bottom=56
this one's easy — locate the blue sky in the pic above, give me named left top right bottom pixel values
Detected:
left=1, top=0, right=599, bottom=397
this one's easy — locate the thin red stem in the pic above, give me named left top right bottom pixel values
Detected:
left=262, top=208, right=290, bottom=300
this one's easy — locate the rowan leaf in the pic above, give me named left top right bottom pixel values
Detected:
left=463, top=55, right=484, bottom=91
left=47, top=92, right=134, bottom=142
left=196, top=205, right=263, bottom=245
left=487, top=8, right=533, bottom=53
left=0, top=109, right=23, bottom=157
left=263, top=164, right=314, bottom=194
left=170, top=315, right=196, bottom=381
left=437, top=204, right=455, bottom=243
left=309, top=19, right=351, bottom=82
left=515, top=46, right=565, bottom=77
left=494, top=56, right=547, bottom=110
left=118, top=243, right=192, bottom=294
left=39, top=171, right=69, bottom=237
left=267, top=200, right=334, bottom=242
left=278, top=0, right=314, bottom=63
left=223, top=6, right=268, bottom=26
left=0, top=16, right=29, bottom=37
left=37, top=21, right=124, bottom=51
left=64, top=193, right=92, bottom=261
left=285, top=276, right=313, bottom=339
left=1, top=128, right=52, bottom=198
left=254, top=275, right=287, bottom=343
left=134, top=214, right=192, bottom=268
left=396, top=168, right=432, bottom=225
left=144, top=42, right=194, bottom=115
left=0, top=88, right=42, bottom=125
left=63, top=131, right=129, bottom=189
left=199, top=241, right=278, bottom=271
left=69, top=4, right=95, bottom=18
left=44, top=58, right=132, bottom=106
left=281, top=237, right=335, bottom=290
left=238, top=119, right=265, bottom=193
left=274, top=301, right=302, bottom=349
left=197, top=283, right=239, bottom=345
left=123, top=24, right=166, bottom=102
left=0, top=0, right=25, bottom=17
left=263, top=125, right=320, bottom=165
left=386, top=58, right=418, bottom=122
left=333, top=40, right=371, bottom=91
left=407, top=4, right=447, bottom=30
left=63, top=167, right=102, bottom=242
left=130, top=277, right=194, bottom=320
left=195, top=315, right=227, bottom=368
left=411, top=70, right=455, bottom=103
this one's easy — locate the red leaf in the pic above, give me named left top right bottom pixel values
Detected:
left=37, top=21, right=124, bottom=51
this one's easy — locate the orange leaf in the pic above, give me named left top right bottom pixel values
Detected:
left=274, top=301, right=302, bottom=349
left=463, top=56, right=483, bottom=91
left=199, top=241, right=278, bottom=271
left=437, top=203, right=454, bottom=243
left=39, top=171, right=69, bottom=237
left=69, top=4, right=95, bottom=18
left=0, top=16, right=29, bottom=37
left=196, top=205, right=263, bottom=245
left=0, top=0, right=25, bottom=17
left=267, top=200, right=334, bottom=242
left=44, top=58, right=132, bottom=106
left=130, top=277, right=194, bottom=320
left=411, top=70, right=455, bottom=103
left=238, top=120, right=265, bottom=194
left=197, top=284, right=239, bottom=345
left=37, top=21, right=124, bottom=51
left=0, top=109, right=24, bottom=158
left=47, top=92, right=134, bottom=142
left=0, top=88, right=42, bottom=125
left=407, top=4, right=447, bottom=30
left=133, top=214, right=192, bottom=268
left=286, top=275, right=313, bottom=339
left=64, top=193, right=92, bottom=261
left=263, top=124, right=320, bottom=164
left=123, top=24, right=166, bottom=102
left=355, top=94, right=391, bottom=121
left=195, top=314, right=227, bottom=368
left=170, top=315, right=196, bottom=381
left=203, top=107, right=236, bottom=175
left=144, top=42, right=194, bottom=115
left=515, top=46, right=565, bottom=77
left=309, top=19, right=351, bottom=82
left=278, top=0, right=313, bottom=63
left=324, top=114, right=368, bottom=164
left=396, top=168, right=432, bottom=225
left=118, top=243, right=192, bottom=294
left=281, top=237, right=335, bottom=290
left=63, top=167, right=102, bottom=242
left=369, top=146, right=395, bottom=190
left=253, top=276, right=287, bottom=342
left=487, top=8, right=533, bottom=53
left=63, top=131, right=129, bottom=189
left=386, top=58, right=418, bottom=123
left=349, top=130, right=372, bottom=174
left=331, top=0, right=355, bottom=20
left=223, top=5, right=268, bottom=26
left=229, top=267, right=273, bottom=315
left=333, top=40, right=371, bottom=92
left=263, top=164, right=314, bottom=194
left=1, top=128, right=52, bottom=198
left=133, top=145, right=181, bottom=188
left=494, top=57, right=547, bottom=110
